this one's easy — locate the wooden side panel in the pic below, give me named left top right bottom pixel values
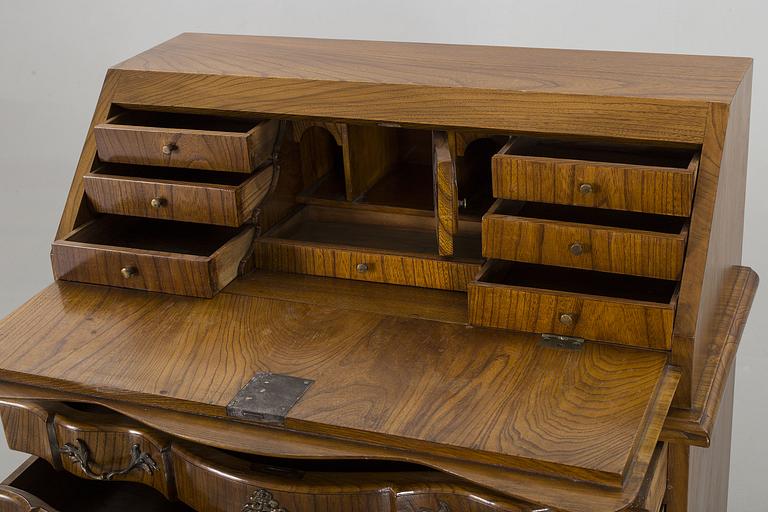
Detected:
left=0, top=402, right=53, bottom=465
left=343, top=124, right=398, bottom=201
left=255, top=240, right=480, bottom=291
left=491, top=155, right=697, bottom=217
left=468, top=282, right=674, bottom=349
left=482, top=215, right=687, bottom=280
left=433, top=132, right=459, bottom=257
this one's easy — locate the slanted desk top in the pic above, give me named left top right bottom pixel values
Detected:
left=0, top=34, right=758, bottom=512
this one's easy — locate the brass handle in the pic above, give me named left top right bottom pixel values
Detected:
left=121, top=266, right=138, bottom=279
left=559, top=313, right=577, bottom=326
left=578, top=183, right=594, bottom=194
left=150, top=197, right=166, bottom=208
left=356, top=263, right=369, bottom=273
left=243, top=488, right=286, bottom=511
left=60, top=439, right=157, bottom=481
left=569, top=242, right=585, bottom=256
left=162, top=143, right=177, bottom=155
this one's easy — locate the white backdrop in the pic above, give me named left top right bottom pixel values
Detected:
left=0, top=1, right=765, bottom=510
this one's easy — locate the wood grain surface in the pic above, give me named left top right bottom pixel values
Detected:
left=0, top=402, right=54, bottom=465
left=433, top=131, right=459, bottom=256
left=0, top=282, right=677, bottom=490
left=491, top=141, right=699, bottom=217
left=0, top=486, right=60, bottom=512
left=482, top=202, right=687, bottom=280
left=84, top=165, right=273, bottom=227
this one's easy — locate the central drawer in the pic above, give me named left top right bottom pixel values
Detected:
left=482, top=199, right=688, bottom=280
left=468, top=260, right=678, bottom=349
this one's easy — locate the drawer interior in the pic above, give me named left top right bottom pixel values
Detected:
left=106, top=109, right=263, bottom=133
left=478, top=260, right=678, bottom=304
left=264, top=205, right=482, bottom=260
left=65, top=216, right=244, bottom=256
left=90, top=163, right=256, bottom=186
left=501, top=136, right=698, bottom=169
left=490, top=199, right=688, bottom=234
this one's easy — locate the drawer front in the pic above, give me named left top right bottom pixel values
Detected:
left=468, top=276, right=675, bottom=349
left=83, top=166, right=273, bottom=227
left=491, top=154, right=696, bottom=217
left=254, top=240, right=481, bottom=292
left=94, top=120, right=277, bottom=173
left=482, top=214, right=687, bottom=280
left=51, top=227, right=254, bottom=298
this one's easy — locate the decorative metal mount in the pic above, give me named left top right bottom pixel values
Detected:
left=242, top=488, right=286, bottom=511
left=539, top=333, right=585, bottom=350
left=60, top=438, right=157, bottom=481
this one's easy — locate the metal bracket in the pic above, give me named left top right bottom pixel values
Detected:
left=539, top=333, right=585, bottom=350
left=227, top=372, right=314, bottom=425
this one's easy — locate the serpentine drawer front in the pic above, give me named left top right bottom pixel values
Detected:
left=0, top=34, right=757, bottom=512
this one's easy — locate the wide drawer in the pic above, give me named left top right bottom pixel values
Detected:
left=51, top=216, right=254, bottom=297
left=492, top=137, right=699, bottom=216
left=94, top=110, right=278, bottom=173
left=468, top=260, right=678, bottom=349
left=255, top=206, right=483, bottom=291
left=482, top=199, right=688, bottom=280
left=83, top=164, right=273, bottom=227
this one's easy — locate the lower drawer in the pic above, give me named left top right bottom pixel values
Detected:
left=468, top=260, right=678, bottom=349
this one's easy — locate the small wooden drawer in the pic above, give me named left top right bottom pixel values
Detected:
left=468, top=260, right=678, bottom=349
left=51, top=216, right=254, bottom=297
left=482, top=200, right=688, bottom=280
left=255, top=206, right=483, bottom=291
left=83, top=164, right=273, bottom=227
left=94, top=110, right=278, bottom=173
left=492, top=137, right=699, bottom=217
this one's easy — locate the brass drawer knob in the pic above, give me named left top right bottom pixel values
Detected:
left=559, top=313, right=577, bottom=326
left=121, top=266, right=138, bottom=279
left=356, top=263, right=369, bottom=273
left=162, top=143, right=177, bottom=155
left=578, top=183, right=594, bottom=194
left=569, top=242, right=585, bottom=256
left=150, top=197, right=166, bottom=208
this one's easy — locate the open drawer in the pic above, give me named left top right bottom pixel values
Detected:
left=51, top=216, right=254, bottom=297
left=94, top=110, right=279, bottom=173
left=468, top=260, right=678, bottom=349
left=492, top=137, right=700, bottom=216
left=0, top=282, right=679, bottom=511
left=83, top=164, right=273, bottom=227
left=255, top=205, right=483, bottom=291
left=482, top=199, right=689, bottom=280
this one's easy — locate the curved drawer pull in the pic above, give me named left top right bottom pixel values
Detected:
left=60, top=438, right=157, bottom=481
left=242, top=488, right=287, bottom=511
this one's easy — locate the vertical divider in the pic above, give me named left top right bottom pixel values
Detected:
left=433, top=131, right=459, bottom=257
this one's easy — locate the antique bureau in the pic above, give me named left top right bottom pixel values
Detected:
left=0, top=34, right=757, bottom=512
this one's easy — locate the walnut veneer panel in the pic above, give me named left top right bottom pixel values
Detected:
left=0, top=282, right=677, bottom=489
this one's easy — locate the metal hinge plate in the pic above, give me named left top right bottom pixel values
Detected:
left=539, top=333, right=585, bottom=350
left=227, top=372, right=314, bottom=425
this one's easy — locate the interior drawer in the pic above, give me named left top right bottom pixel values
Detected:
left=51, top=216, right=254, bottom=298
left=491, top=137, right=699, bottom=217
left=468, top=260, right=677, bottom=349
left=83, top=164, right=274, bottom=227
left=482, top=199, right=688, bottom=280
left=255, top=205, right=483, bottom=291
left=94, top=110, right=278, bottom=173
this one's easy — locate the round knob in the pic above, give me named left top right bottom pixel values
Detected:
left=356, top=263, right=369, bottom=273
left=120, top=266, right=138, bottom=279
left=162, top=143, right=177, bottom=155
left=559, top=313, right=577, bottom=326
left=150, top=197, right=166, bottom=208
left=579, top=183, right=594, bottom=194
left=569, top=242, right=585, bottom=256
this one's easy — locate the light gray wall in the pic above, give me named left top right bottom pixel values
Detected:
left=0, top=1, right=765, bottom=509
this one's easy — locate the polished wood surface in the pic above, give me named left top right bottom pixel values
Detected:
left=482, top=199, right=688, bottom=280
left=0, top=282, right=677, bottom=490
left=94, top=113, right=278, bottom=173
left=433, top=131, right=459, bottom=256
left=84, top=164, right=273, bottom=227
left=491, top=138, right=699, bottom=217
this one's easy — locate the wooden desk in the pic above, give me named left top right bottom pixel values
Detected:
left=0, top=34, right=757, bottom=512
